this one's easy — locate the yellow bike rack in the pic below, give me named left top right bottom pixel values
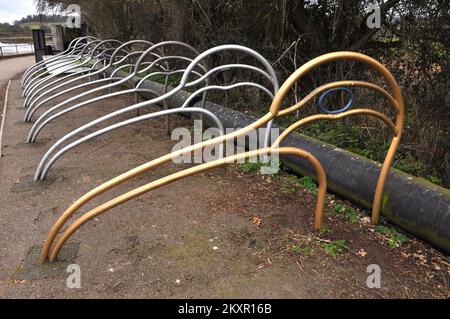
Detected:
left=40, top=50, right=404, bottom=264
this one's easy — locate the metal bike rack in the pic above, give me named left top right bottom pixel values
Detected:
left=22, top=38, right=102, bottom=98
left=34, top=46, right=280, bottom=180
left=24, top=40, right=125, bottom=114
left=21, top=36, right=97, bottom=90
left=26, top=41, right=201, bottom=143
left=23, top=43, right=148, bottom=121
left=22, top=40, right=98, bottom=100
left=39, top=51, right=404, bottom=263
left=23, top=43, right=128, bottom=108
left=23, top=40, right=124, bottom=109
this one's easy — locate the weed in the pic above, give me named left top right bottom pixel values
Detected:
left=320, top=225, right=331, bottom=235
left=292, top=245, right=315, bottom=255
left=332, top=202, right=358, bottom=223
left=239, top=161, right=265, bottom=173
left=375, top=225, right=409, bottom=248
left=322, top=240, right=349, bottom=256
left=345, top=207, right=358, bottom=223
left=278, top=174, right=299, bottom=193
left=298, top=176, right=317, bottom=193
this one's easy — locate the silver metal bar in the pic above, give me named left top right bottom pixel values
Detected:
left=24, top=46, right=158, bottom=119
left=23, top=39, right=115, bottom=97
left=23, top=47, right=130, bottom=118
left=22, top=39, right=101, bottom=96
left=27, top=59, right=195, bottom=141
left=25, top=77, right=129, bottom=122
left=21, top=36, right=96, bottom=88
left=23, top=40, right=122, bottom=106
left=38, top=107, right=225, bottom=180
left=22, top=41, right=101, bottom=98
left=27, top=42, right=203, bottom=142
left=34, top=45, right=279, bottom=180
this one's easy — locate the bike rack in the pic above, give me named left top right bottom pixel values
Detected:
left=23, top=43, right=152, bottom=121
left=22, top=38, right=104, bottom=99
left=26, top=41, right=202, bottom=143
left=21, top=36, right=97, bottom=91
left=24, top=44, right=130, bottom=108
left=23, top=40, right=126, bottom=115
left=34, top=46, right=279, bottom=180
left=39, top=51, right=404, bottom=263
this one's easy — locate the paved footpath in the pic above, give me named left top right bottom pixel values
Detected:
left=0, top=55, right=35, bottom=85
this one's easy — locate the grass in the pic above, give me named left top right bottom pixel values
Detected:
left=320, top=225, right=332, bottom=235
left=375, top=225, right=409, bottom=248
left=332, top=202, right=358, bottom=223
left=274, top=116, right=444, bottom=187
left=278, top=174, right=300, bottom=193
left=322, top=240, right=349, bottom=256
left=239, top=160, right=267, bottom=173
left=292, top=245, right=315, bottom=255
left=298, top=176, right=318, bottom=194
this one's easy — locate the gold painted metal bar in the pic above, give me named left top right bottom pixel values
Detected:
left=39, top=113, right=273, bottom=264
left=272, top=109, right=398, bottom=148
left=38, top=80, right=381, bottom=264
left=266, top=51, right=404, bottom=224
left=48, top=147, right=327, bottom=262
left=40, top=51, right=404, bottom=263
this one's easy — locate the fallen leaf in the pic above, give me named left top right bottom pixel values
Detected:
left=432, top=263, right=442, bottom=271
left=252, top=216, right=262, bottom=226
left=357, top=249, right=368, bottom=257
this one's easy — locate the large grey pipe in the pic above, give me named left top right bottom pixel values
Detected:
left=134, top=78, right=450, bottom=254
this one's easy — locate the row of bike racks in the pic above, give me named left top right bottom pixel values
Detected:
left=19, top=36, right=404, bottom=265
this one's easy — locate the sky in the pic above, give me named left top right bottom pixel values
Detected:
left=0, top=0, right=39, bottom=24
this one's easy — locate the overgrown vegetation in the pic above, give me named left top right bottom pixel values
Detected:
left=322, top=240, right=349, bottom=256
left=38, top=0, right=450, bottom=187
left=375, top=225, right=409, bottom=248
left=332, top=202, right=359, bottom=223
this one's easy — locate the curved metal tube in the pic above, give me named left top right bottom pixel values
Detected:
left=27, top=42, right=202, bottom=138
left=23, top=39, right=106, bottom=97
left=37, top=45, right=286, bottom=262
left=24, top=47, right=133, bottom=113
left=23, top=41, right=105, bottom=102
left=38, top=80, right=396, bottom=263
left=39, top=107, right=225, bottom=180
left=23, top=40, right=123, bottom=107
left=267, top=52, right=404, bottom=225
left=318, top=87, right=353, bottom=114
left=40, top=51, right=402, bottom=264
left=27, top=77, right=136, bottom=141
left=27, top=57, right=198, bottom=139
left=25, top=48, right=160, bottom=121
left=272, top=109, right=398, bottom=148
left=47, top=147, right=327, bottom=262
left=22, top=37, right=80, bottom=86
left=33, top=51, right=279, bottom=178
left=23, top=56, right=82, bottom=97
left=23, top=40, right=123, bottom=99
left=36, top=81, right=275, bottom=180
left=25, top=57, right=130, bottom=120
left=21, top=36, right=96, bottom=82
left=25, top=77, right=132, bottom=122
left=21, top=36, right=97, bottom=89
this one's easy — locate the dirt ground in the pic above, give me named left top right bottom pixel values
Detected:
left=0, top=66, right=449, bottom=298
